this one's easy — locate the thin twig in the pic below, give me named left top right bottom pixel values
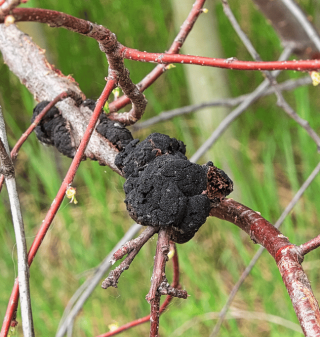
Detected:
left=108, top=0, right=206, bottom=113
left=0, top=107, right=34, bottom=337
left=2, top=9, right=320, bottom=71
left=0, top=78, right=117, bottom=337
left=210, top=161, right=320, bottom=337
left=56, top=223, right=142, bottom=337
left=148, top=228, right=171, bottom=337
left=300, top=234, right=320, bottom=256
left=95, top=243, right=181, bottom=337
left=132, top=75, right=311, bottom=131
left=222, top=0, right=320, bottom=151
left=101, top=226, right=159, bottom=289
left=210, top=198, right=320, bottom=336
left=253, top=0, right=320, bottom=56
left=0, top=91, right=72, bottom=192
left=189, top=45, right=292, bottom=163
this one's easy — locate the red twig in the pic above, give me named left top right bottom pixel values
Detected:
left=300, top=234, right=320, bottom=256
left=2, top=8, right=320, bottom=76
left=121, top=48, right=320, bottom=71
left=0, top=91, right=71, bottom=192
left=96, top=243, right=180, bottom=337
left=1, top=8, right=147, bottom=126
left=210, top=198, right=320, bottom=336
left=108, top=0, right=206, bottom=113
left=101, top=226, right=159, bottom=289
left=0, top=78, right=116, bottom=337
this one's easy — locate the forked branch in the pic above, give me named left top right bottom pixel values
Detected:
left=210, top=199, right=320, bottom=336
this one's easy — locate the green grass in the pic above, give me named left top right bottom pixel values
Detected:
left=1, top=0, right=320, bottom=336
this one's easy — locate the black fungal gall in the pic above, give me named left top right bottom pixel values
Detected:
left=31, top=101, right=76, bottom=158
left=83, top=99, right=133, bottom=151
left=32, top=99, right=134, bottom=157
left=115, top=133, right=233, bottom=243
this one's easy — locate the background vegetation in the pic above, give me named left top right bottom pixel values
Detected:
left=1, top=0, right=320, bottom=336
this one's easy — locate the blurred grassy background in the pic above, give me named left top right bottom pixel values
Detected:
left=1, top=0, right=320, bottom=336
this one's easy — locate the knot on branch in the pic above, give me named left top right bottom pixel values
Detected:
left=84, top=99, right=133, bottom=150
left=32, top=101, right=76, bottom=158
left=32, top=99, right=134, bottom=157
left=115, top=133, right=233, bottom=243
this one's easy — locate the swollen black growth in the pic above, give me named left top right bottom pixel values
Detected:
left=115, top=133, right=233, bottom=243
left=31, top=101, right=76, bottom=158
left=32, top=99, right=134, bottom=157
left=83, top=99, right=133, bottom=150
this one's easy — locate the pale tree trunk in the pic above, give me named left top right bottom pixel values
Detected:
left=171, top=0, right=232, bottom=164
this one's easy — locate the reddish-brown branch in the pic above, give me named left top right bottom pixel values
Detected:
left=2, top=8, right=147, bottom=126
left=300, top=234, right=320, bottom=256
left=147, top=228, right=171, bottom=337
left=96, top=243, right=180, bottom=337
left=121, top=48, right=320, bottom=71
left=2, top=8, right=320, bottom=76
left=108, top=0, right=206, bottom=113
left=101, top=226, right=159, bottom=289
left=210, top=198, right=320, bottom=336
left=2, top=0, right=205, bottom=118
left=0, top=78, right=116, bottom=337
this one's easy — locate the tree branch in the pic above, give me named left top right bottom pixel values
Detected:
left=222, top=0, right=320, bottom=152
left=96, top=243, right=182, bottom=337
left=0, top=24, right=121, bottom=171
left=132, top=75, right=311, bottom=131
left=210, top=161, right=320, bottom=337
left=101, top=226, right=159, bottom=289
left=0, top=107, right=34, bottom=337
left=148, top=228, right=171, bottom=337
left=300, top=235, right=320, bottom=256
left=0, top=78, right=116, bottom=337
left=2, top=9, right=320, bottom=71
left=210, top=198, right=320, bottom=336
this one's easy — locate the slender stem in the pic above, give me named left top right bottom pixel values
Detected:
left=148, top=228, right=171, bottom=337
left=210, top=199, right=320, bottom=336
left=0, top=91, right=70, bottom=192
left=0, top=107, right=34, bottom=337
left=108, top=0, right=206, bottom=113
left=95, top=243, right=180, bottom=337
left=210, top=161, right=320, bottom=337
left=222, top=0, right=320, bottom=151
left=3, top=8, right=320, bottom=71
left=300, top=234, right=320, bottom=256
left=0, top=78, right=116, bottom=337
left=101, top=226, right=159, bottom=289
left=132, top=75, right=311, bottom=131
left=56, top=224, right=142, bottom=337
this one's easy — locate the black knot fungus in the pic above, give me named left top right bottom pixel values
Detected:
left=32, top=101, right=76, bottom=158
left=115, top=133, right=233, bottom=244
left=83, top=99, right=133, bottom=151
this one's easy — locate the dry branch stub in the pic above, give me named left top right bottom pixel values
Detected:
left=115, top=133, right=233, bottom=243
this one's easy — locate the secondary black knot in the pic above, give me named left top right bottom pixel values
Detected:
left=31, top=101, right=76, bottom=158
left=32, top=99, right=134, bottom=157
left=83, top=99, right=133, bottom=151
left=115, top=133, right=233, bottom=243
